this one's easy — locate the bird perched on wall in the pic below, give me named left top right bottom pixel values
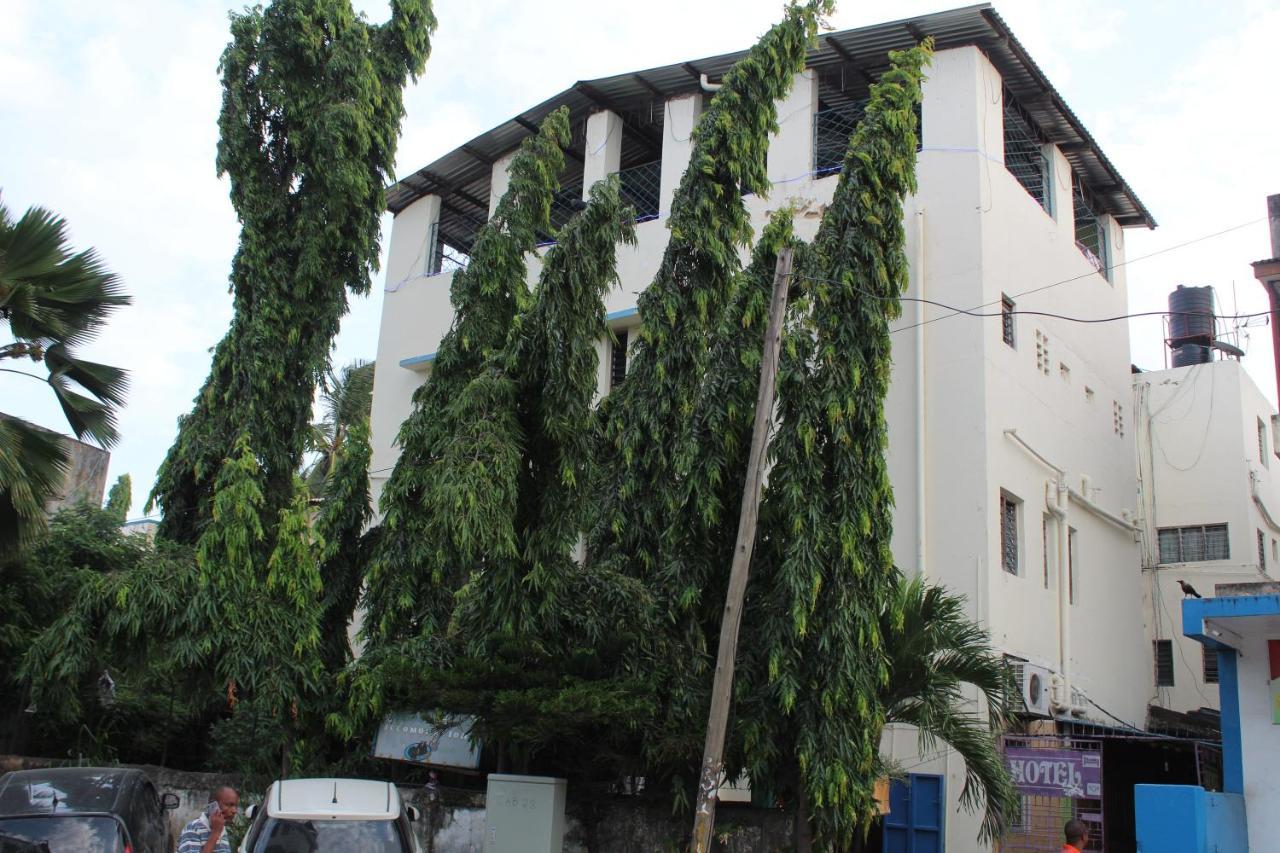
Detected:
left=1178, top=579, right=1202, bottom=598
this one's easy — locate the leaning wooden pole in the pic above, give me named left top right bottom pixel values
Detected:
left=690, top=246, right=794, bottom=853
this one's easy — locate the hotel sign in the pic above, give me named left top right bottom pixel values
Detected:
left=1005, top=747, right=1102, bottom=799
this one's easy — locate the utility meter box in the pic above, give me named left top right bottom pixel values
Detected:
left=483, top=773, right=567, bottom=853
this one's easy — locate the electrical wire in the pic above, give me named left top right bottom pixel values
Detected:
left=791, top=273, right=1274, bottom=329
left=890, top=216, right=1267, bottom=335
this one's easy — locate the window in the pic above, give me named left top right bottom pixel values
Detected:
left=1002, top=295, right=1016, bottom=347
left=1260, top=529, right=1267, bottom=571
left=424, top=221, right=442, bottom=276
left=1154, top=639, right=1175, bottom=687
left=1002, top=90, right=1053, bottom=216
left=1260, top=418, right=1269, bottom=467
left=1157, top=524, right=1230, bottom=563
left=1068, top=527, right=1077, bottom=604
left=1074, top=179, right=1110, bottom=280
left=1059, top=362, right=1070, bottom=381
left=1035, top=330, right=1050, bottom=376
left=1000, top=492, right=1021, bottom=575
left=609, top=330, right=629, bottom=389
left=1202, top=646, right=1220, bottom=684
left=1084, top=386, right=1095, bottom=403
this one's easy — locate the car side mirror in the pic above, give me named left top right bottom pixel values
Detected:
left=405, top=805, right=420, bottom=822
left=160, top=793, right=180, bottom=811
left=245, top=804, right=259, bottom=820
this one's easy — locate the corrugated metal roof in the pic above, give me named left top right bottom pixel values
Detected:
left=388, top=3, right=1154, bottom=250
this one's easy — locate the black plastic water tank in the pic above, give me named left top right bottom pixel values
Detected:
left=1171, top=343, right=1211, bottom=367
left=1168, top=285, right=1215, bottom=342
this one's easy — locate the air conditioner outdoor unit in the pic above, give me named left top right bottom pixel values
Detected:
left=1007, top=658, right=1053, bottom=717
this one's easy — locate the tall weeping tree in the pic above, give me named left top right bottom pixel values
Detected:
left=149, top=0, right=435, bottom=545
left=740, top=41, right=934, bottom=850
left=351, top=177, right=655, bottom=789
left=585, top=0, right=834, bottom=786
left=359, top=107, right=571, bottom=659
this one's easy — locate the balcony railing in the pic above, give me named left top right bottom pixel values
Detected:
left=618, top=160, right=662, bottom=222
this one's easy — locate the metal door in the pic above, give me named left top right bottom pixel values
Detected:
left=884, top=773, right=944, bottom=853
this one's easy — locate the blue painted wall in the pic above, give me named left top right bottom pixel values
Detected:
left=1134, top=785, right=1246, bottom=852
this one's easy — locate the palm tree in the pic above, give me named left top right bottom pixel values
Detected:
left=0, top=198, right=130, bottom=550
left=302, top=359, right=374, bottom=498
left=877, top=572, right=1020, bottom=844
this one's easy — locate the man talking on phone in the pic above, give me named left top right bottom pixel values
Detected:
left=177, top=786, right=239, bottom=853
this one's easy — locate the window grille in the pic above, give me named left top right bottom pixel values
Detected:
left=545, top=176, right=586, bottom=239
left=1001, top=492, right=1020, bottom=575
left=424, top=221, right=442, bottom=276
left=1154, top=640, right=1175, bottom=687
left=1073, top=180, right=1109, bottom=279
left=1002, top=295, right=1016, bottom=347
left=1259, top=529, right=1267, bottom=571
left=1202, top=646, right=1219, bottom=684
left=617, top=160, right=662, bottom=222
left=1157, top=524, right=1230, bottom=563
left=1259, top=418, right=1269, bottom=466
left=812, top=99, right=923, bottom=177
left=610, top=330, right=629, bottom=390
left=813, top=100, right=868, bottom=177
left=1003, top=91, right=1052, bottom=215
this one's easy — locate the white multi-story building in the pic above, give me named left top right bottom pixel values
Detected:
left=1136, top=346, right=1280, bottom=721
left=368, top=5, right=1156, bottom=848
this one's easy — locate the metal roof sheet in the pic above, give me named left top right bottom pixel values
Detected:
left=388, top=3, right=1153, bottom=248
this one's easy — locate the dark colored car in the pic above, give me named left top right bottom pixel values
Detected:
left=0, top=767, right=179, bottom=853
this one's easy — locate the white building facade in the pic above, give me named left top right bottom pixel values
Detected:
left=1136, top=358, right=1280, bottom=720
left=368, top=6, right=1156, bottom=849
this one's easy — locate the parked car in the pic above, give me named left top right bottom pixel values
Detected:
left=0, top=766, right=180, bottom=852
left=238, top=778, right=421, bottom=853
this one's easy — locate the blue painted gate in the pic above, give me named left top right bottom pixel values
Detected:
left=884, top=773, right=944, bottom=853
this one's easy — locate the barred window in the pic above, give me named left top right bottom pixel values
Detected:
left=1154, top=640, right=1175, bottom=687
left=1074, top=180, right=1110, bottom=281
left=1260, top=529, right=1267, bottom=571
left=610, top=330, right=629, bottom=390
left=1002, top=91, right=1053, bottom=216
left=1158, top=524, right=1229, bottom=563
left=1260, top=418, right=1269, bottom=467
left=1000, top=492, right=1020, bottom=575
left=1202, top=646, right=1219, bottom=685
left=1002, top=295, right=1016, bottom=347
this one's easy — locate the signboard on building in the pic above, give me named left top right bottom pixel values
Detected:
left=1005, top=747, right=1102, bottom=799
left=373, top=712, right=481, bottom=770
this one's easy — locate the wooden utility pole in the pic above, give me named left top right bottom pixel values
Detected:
left=690, top=247, right=793, bottom=853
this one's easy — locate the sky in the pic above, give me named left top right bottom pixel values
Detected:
left=2, top=0, right=1278, bottom=519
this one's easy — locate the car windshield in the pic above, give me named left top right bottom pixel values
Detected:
left=250, top=817, right=406, bottom=852
left=0, top=816, right=125, bottom=852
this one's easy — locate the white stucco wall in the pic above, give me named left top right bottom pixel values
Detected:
left=367, top=43, right=1151, bottom=852
left=1227, top=625, right=1280, bottom=851
left=1139, top=361, right=1280, bottom=714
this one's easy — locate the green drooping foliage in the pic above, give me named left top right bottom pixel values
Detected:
left=13, top=504, right=209, bottom=752
left=361, top=107, right=571, bottom=650
left=585, top=0, right=833, bottom=788
left=879, top=573, right=1018, bottom=843
left=150, top=0, right=434, bottom=545
left=105, top=473, right=131, bottom=521
left=0, top=199, right=130, bottom=549
left=349, top=121, right=659, bottom=784
left=742, top=41, right=933, bottom=848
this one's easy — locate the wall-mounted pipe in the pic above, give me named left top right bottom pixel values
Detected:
left=699, top=73, right=723, bottom=92
left=1045, top=480, right=1072, bottom=712
left=915, top=209, right=927, bottom=579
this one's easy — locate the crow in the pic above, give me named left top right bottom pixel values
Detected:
left=1178, top=579, right=1202, bottom=598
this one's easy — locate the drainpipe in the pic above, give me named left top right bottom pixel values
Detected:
left=915, top=208, right=927, bottom=578
left=1045, top=479, right=1073, bottom=713
left=699, top=73, right=723, bottom=92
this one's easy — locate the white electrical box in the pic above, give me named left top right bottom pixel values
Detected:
left=483, top=773, right=567, bottom=853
